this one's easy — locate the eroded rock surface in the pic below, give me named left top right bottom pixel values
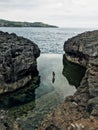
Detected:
left=0, top=31, right=40, bottom=94
left=38, top=100, right=98, bottom=130
left=64, top=30, right=98, bottom=66
left=64, top=30, right=98, bottom=116
left=0, top=110, right=14, bottom=130
left=38, top=30, right=98, bottom=130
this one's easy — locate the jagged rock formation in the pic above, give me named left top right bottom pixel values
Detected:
left=64, top=30, right=98, bottom=116
left=38, top=30, right=98, bottom=130
left=0, top=31, right=40, bottom=94
left=64, top=30, right=98, bottom=67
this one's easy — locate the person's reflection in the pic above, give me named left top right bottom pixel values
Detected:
left=52, top=71, right=55, bottom=83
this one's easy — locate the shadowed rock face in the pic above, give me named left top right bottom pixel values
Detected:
left=64, top=30, right=98, bottom=116
left=62, top=54, right=86, bottom=88
left=0, top=77, right=40, bottom=110
left=0, top=31, right=40, bottom=94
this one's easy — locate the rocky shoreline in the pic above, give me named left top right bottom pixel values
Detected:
left=38, top=30, right=98, bottom=130
left=64, top=30, right=98, bottom=116
left=0, top=31, right=40, bottom=94
left=0, top=30, right=98, bottom=130
left=0, top=31, right=40, bottom=129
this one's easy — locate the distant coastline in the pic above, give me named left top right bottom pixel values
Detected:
left=0, top=19, right=58, bottom=28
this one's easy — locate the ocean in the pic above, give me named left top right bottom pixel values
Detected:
left=0, top=27, right=95, bottom=53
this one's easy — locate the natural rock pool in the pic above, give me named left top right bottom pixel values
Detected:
left=37, top=54, right=76, bottom=99
left=0, top=54, right=86, bottom=129
left=15, top=54, right=77, bottom=129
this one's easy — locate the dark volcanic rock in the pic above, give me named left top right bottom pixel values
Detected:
left=62, top=54, right=86, bottom=88
left=64, top=30, right=98, bottom=67
left=0, top=110, right=14, bottom=130
left=0, top=31, right=40, bottom=94
left=45, top=124, right=60, bottom=130
left=64, top=30, right=98, bottom=115
left=38, top=30, right=98, bottom=130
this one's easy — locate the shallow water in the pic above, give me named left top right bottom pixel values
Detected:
left=0, top=54, right=85, bottom=129
left=12, top=54, right=77, bottom=129
left=36, top=54, right=76, bottom=99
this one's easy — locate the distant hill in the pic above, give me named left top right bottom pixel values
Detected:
left=0, top=19, right=58, bottom=28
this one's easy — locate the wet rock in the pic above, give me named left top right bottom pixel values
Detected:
left=0, top=31, right=40, bottom=94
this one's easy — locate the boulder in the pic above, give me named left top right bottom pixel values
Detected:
left=0, top=31, right=40, bottom=94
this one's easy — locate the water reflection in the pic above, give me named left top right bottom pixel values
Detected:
left=62, top=54, right=86, bottom=88
left=0, top=76, right=40, bottom=117
left=52, top=71, right=55, bottom=83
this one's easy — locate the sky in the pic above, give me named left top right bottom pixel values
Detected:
left=0, top=0, right=98, bottom=28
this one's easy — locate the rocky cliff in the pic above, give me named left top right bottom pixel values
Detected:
left=64, top=30, right=98, bottom=67
left=64, top=30, right=98, bottom=116
left=38, top=30, right=98, bottom=130
left=0, top=31, right=40, bottom=94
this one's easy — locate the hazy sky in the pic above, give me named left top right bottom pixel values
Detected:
left=0, top=0, right=98, bottom=27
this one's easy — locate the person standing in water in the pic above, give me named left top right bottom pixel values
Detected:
left=52, top=71, right=55, bottom=83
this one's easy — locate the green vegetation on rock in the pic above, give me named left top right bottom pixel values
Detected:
left=0, top=19, right=58, bottom=27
